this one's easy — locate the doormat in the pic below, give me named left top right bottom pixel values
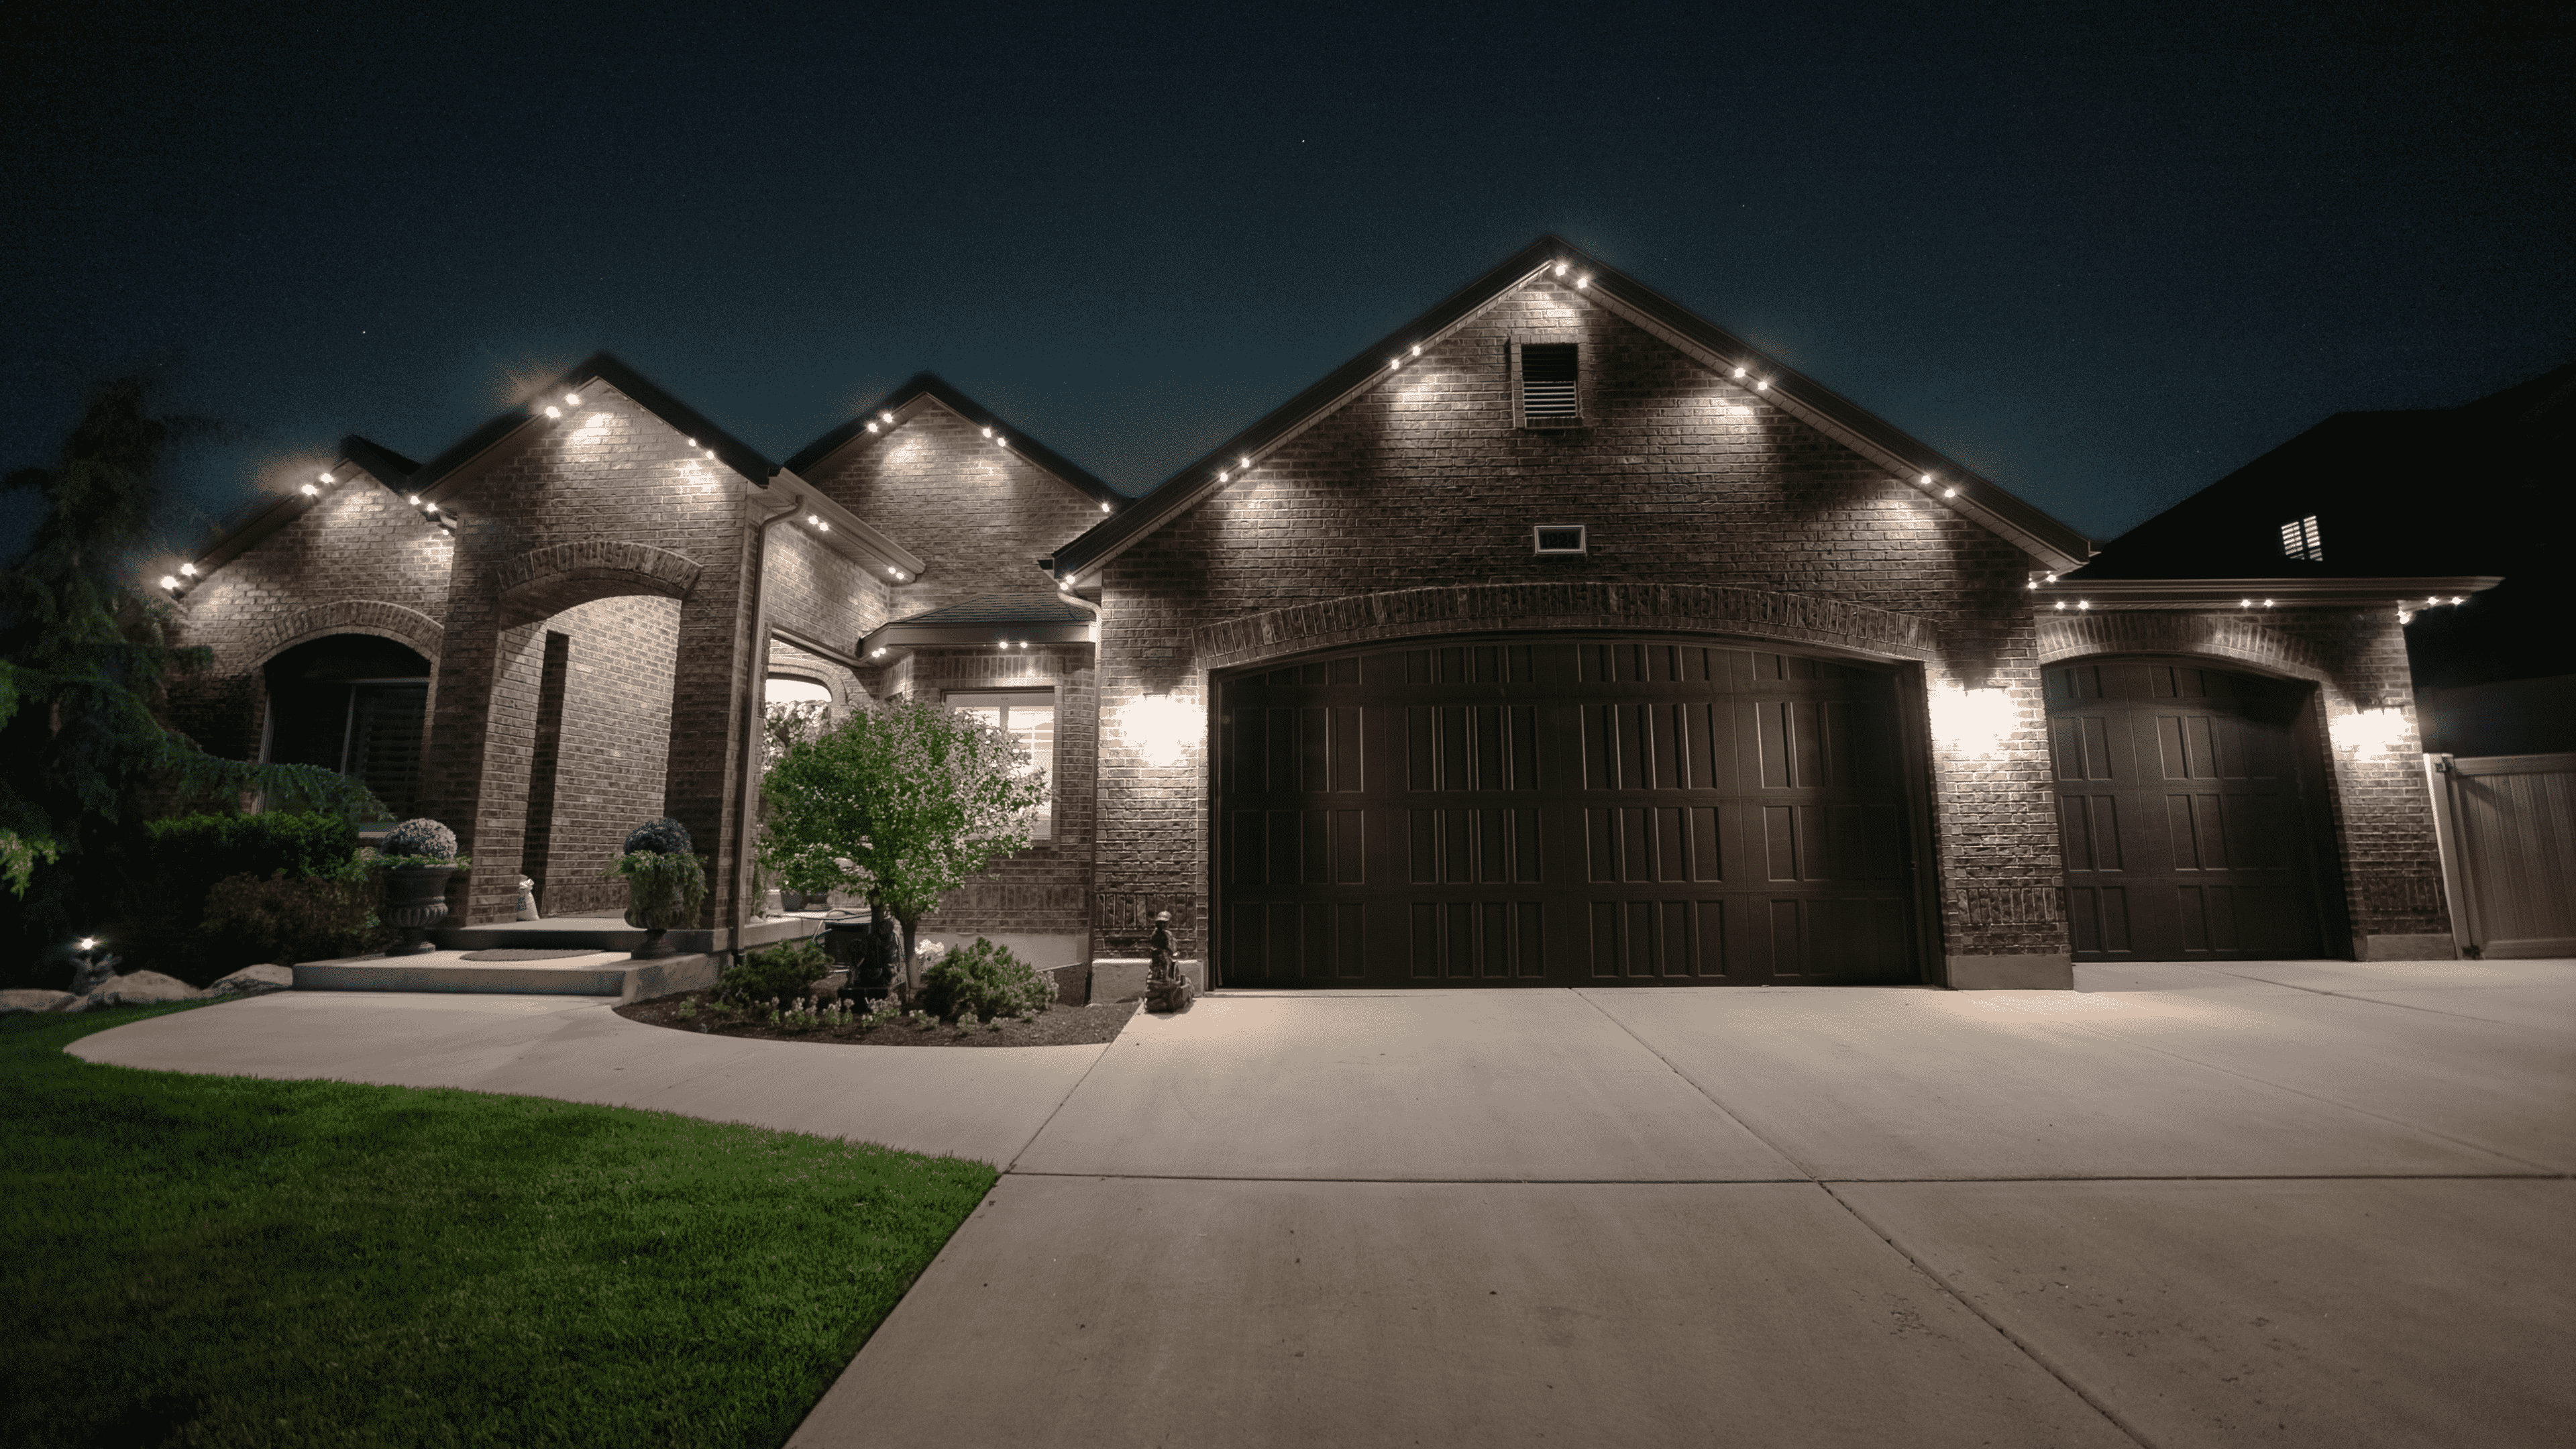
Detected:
left=458, top=949, right=615, bottom=962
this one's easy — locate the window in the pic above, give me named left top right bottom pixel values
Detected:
left=2280, top=515, right=2323, bottom=562
left=1520, top=343, right=1580, bottom=421
left=947, top=690, right=1055, bottom=839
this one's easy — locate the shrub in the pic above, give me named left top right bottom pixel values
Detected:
left=916, top=938, right=1053, bottom=1025
left=201, top=869, right=388, bottom=967
left=607, top=850, right=706, bottom=928
left=120, top=813, right=366, bottom=984
left=719, top=938, right=834, bottom=1004
left=623, top=817, right=693, bottom=856
left=380, top=818, right=460, bottom=862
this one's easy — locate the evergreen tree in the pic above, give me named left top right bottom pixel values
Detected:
left=0, top=370, right=382, bottom=985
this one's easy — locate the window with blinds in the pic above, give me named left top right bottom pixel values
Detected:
left=947, top=690, right=1055, bottom=839
left=2279, top=515, right=2323, bottom=562
left=1520, top=343, right=1579, bottom=421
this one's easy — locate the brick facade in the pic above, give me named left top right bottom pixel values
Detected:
left=159, top=264, right=2465, bottom=978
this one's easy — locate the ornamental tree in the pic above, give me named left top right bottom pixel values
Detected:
left=756, top=696, right=1045, bottom=994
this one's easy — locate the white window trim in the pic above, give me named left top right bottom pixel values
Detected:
left=946, top=688, right=1056, bottom=841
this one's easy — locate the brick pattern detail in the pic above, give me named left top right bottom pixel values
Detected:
left=1195, top=582, right=1941, bottom=669
left=1094, top=278, right=2053, bottom=961
left=801, top=401, right=1108, bottom=621
left=494, top=539, right=702, bottom=623
left=166, top=474, right=453, bottom=760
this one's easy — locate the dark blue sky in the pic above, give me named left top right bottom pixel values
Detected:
left=7, top=1, right=2568, bottom=568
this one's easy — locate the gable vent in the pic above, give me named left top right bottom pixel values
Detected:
left=1521, top=343, right=1579, bottom=419
left=2280, top=515, right=2323, bottom=562
left=1532, top=524, right=1588, bottom=556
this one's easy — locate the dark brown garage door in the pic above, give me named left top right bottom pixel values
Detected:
left=1215, top=636, right=1924, bottom=987
left=2047, top=661, right=2328, bottom=961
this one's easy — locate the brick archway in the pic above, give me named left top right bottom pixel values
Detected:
left=1193, top=582, right=1943, bottom=673
left=2035, top=613, right=2335, bottom=687
left=238, top=600, right=444, bottom=672
left=494, top=540, right=703, bottom=625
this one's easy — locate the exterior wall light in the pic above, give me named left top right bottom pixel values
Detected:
left=982, top=427, right=992, bottom=437
left=880, top=413, right=894, bottom=424
left=1943, top=487, right=1957, bottom=498
left=866, top=422, right=879, bottom=433
left=159, top=575, right=179, bottom=590
left=1126, top=694, right=1201, bottom=769
left=2078, top=600, right=2090, bottom=610
left=1576, top=275, right=1591, bottom=289
left=2330, top=704, right=2409, bottom=757
left=564, top=392, right=580, bottom=406
left=1389, top=358, right=1403, bottom=370
left=1733, top=367, right=1748, bottom=378
left=1932, top=684, right=2017, bottom=759
left=1240, top=456, right=1250, bottom=469
left=301, top=483, right=319, bottom=496
left=319, top=472, right=335, bottom=484
left=180, top=563, right=197, bottom=576
left=1754, top=379, right=1769, bottom=390
left=1554, top=262, right=1568, bottom=276
left=1410, top=345, right=1421, bottom=356
left=1100, top=501, right=1112, bottom=512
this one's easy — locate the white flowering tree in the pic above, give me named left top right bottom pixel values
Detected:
left=756, top=696, right=1045, bottom=994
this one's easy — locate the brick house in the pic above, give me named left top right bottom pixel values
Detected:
left=160, top=237, right=2491, bottom=987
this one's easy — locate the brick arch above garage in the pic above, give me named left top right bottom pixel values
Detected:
left=236, top=600, right=444, bottom=673
left=492, top=539, right=704, bottom=625
left=1191, top=582, right=1945, bottom=674
left=2035, top=612, right=2339, bottom=688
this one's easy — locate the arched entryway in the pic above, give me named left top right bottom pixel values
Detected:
left=2045, top=659, right=2334, bottom=960
left=260, top=635, right=433, bottom=821
left=1212, top=633, right=1927, bottom=988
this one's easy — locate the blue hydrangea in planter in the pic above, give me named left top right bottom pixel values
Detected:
left=374, top=818, right=470, bottom=955
left=608, top=816, right=706, bottom=960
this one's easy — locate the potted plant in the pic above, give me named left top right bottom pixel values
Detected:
left=374, top=819, right=470, bottom=955
left=608, top=816, right=706, bottom=960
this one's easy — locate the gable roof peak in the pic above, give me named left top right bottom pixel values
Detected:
left=784, top=372, right=1124, bottom=508
left=1046, top=235, right=2094, bottom=578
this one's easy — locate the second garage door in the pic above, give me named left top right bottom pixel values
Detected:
left=1214, top=635, right=1924, bottom=987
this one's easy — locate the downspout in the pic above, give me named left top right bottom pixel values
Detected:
left=728, top=476, right=806, bottom=955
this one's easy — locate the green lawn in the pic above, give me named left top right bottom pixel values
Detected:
left=2, top=1000, right=998, bottom=1448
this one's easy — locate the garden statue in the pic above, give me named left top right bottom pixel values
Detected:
left=1146, top=910, right=1194, bottom=1014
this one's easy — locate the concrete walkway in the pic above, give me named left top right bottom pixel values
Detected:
left=68, top=959, right=2575, bottom=1448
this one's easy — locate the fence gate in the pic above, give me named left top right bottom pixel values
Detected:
left=2427, top=751, right=2576, bottom=959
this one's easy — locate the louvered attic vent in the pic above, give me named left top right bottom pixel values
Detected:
left=2280, top=515, right=2323, bottom=562
left=1521, top=343, right=1579, bottom=419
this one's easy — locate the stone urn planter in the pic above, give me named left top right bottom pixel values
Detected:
left=382, top=865, right=460, bottom=955
left=610, top=816, right=706, bottom=962
left=374, top=818, right=469, bottom=955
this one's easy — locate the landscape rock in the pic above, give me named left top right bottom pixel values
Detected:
left=0, top=989, right=78, bottom=1014
left=80, top=970, right=205, bottom=1010
left=205, top=963, right=295, bottom=998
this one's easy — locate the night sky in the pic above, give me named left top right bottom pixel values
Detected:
left=6, top=1, right=2568, bottom=569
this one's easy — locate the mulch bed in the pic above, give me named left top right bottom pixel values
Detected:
left=614, top=987, right=1142, bottom=1047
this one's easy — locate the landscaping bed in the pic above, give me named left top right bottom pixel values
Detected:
left=617, top=987, right=1142, bottom=1047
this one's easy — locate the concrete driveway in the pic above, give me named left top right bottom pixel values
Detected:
left=70, top=959, right=2575, bottom=1448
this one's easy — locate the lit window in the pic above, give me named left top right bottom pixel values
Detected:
left=2280, top=515, right=2323, bottom=562
left=947, top=690, right=1055, bottom=840
left=1520, top=342, right=1579, bottom=422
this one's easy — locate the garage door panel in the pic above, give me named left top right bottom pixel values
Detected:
left=2049, top=664, right=2326, bottom=962
left=1221, top=636, right=1924, bottom=987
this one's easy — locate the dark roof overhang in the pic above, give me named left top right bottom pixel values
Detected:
left=1047, top=235, right=2099, bottom=582
left=2032, top=575, right=2506, bottom=611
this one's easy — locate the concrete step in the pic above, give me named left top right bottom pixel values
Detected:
left=431, top=912, right=838, bottom=954
left=292, top=949, right=723, bottom=1003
